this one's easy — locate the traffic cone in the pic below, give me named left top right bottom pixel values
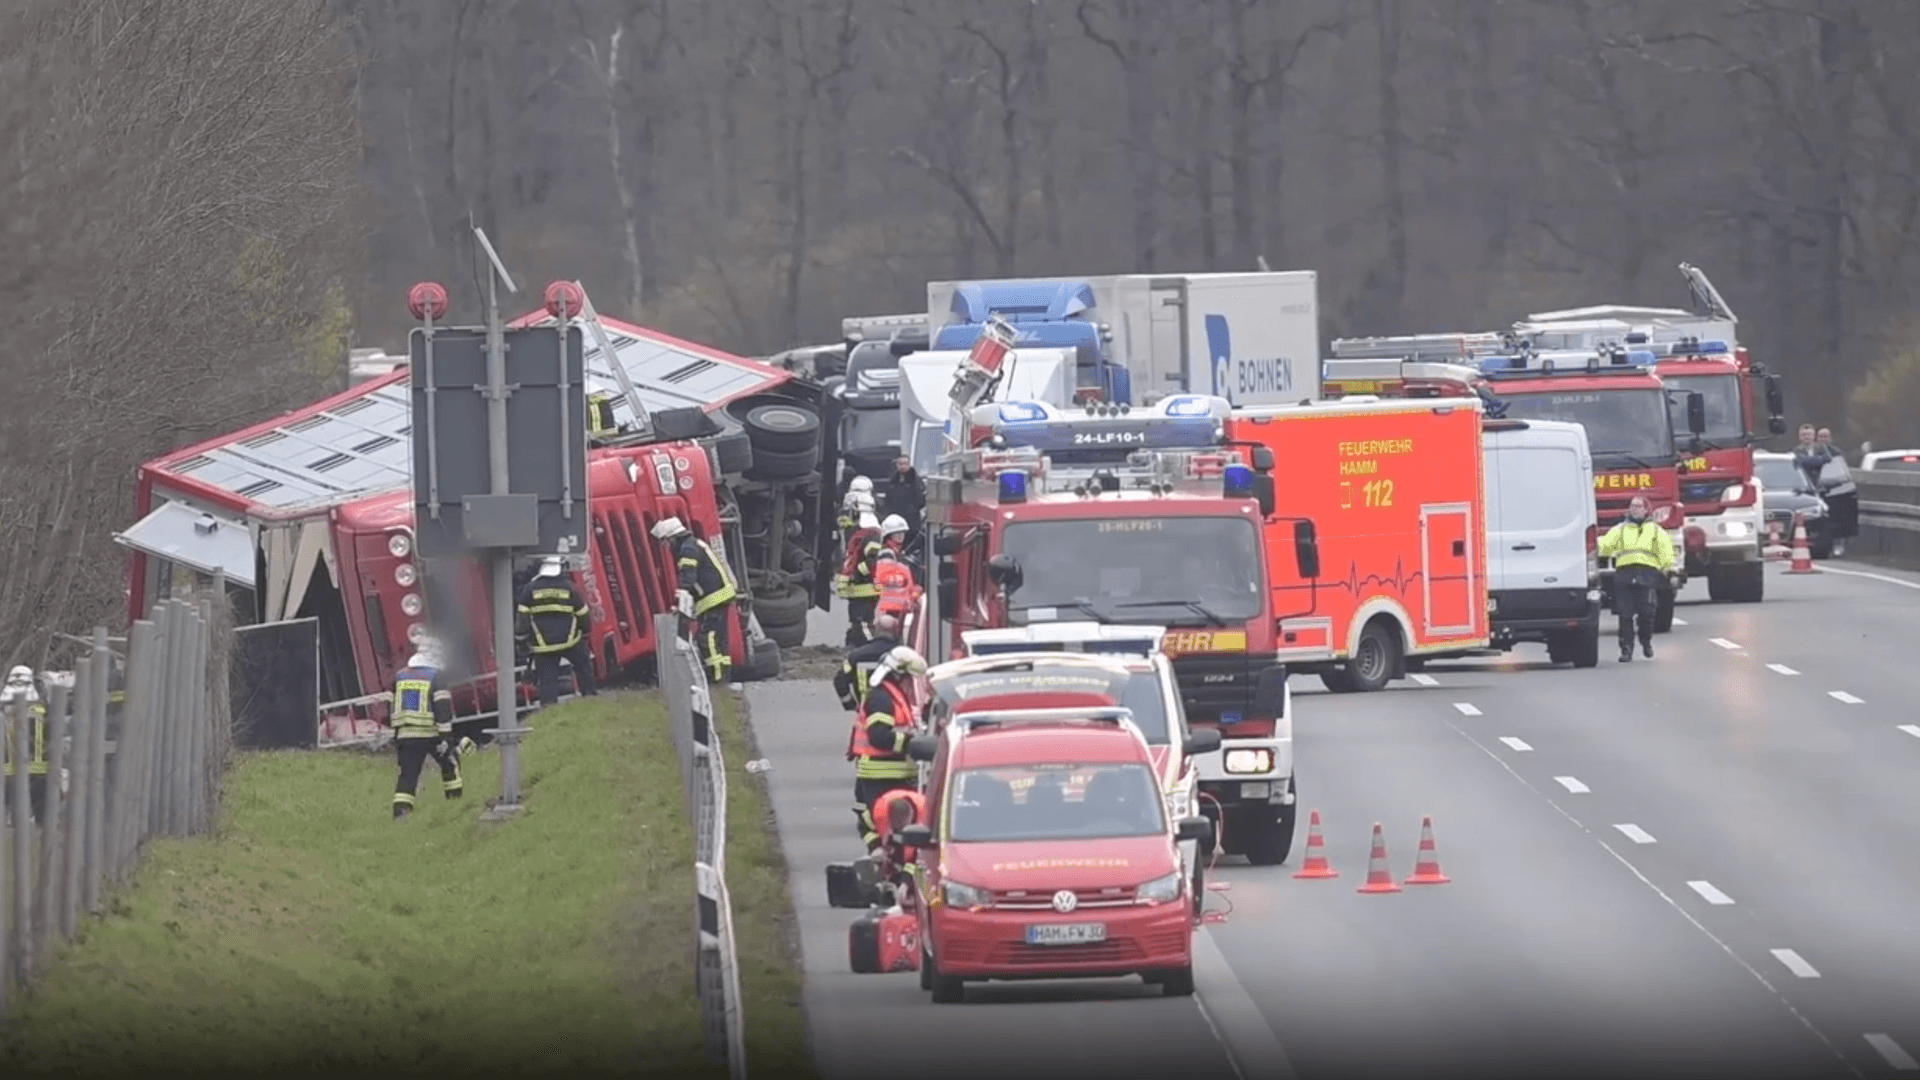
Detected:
left=1764, top=519, right=1788, bottom=560
left=1292, top=809, right=1339, bottom=880
left=1356, top=823, right=1402, bottom=894
left=1402, top=815, right=1451, bottom=885
left=1785, top=511, right=1820, bottom=575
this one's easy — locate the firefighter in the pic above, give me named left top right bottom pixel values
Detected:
left=1597, top=494, right=1677, bottom=663
left=651, top=516, right=740, bottom=684
left=849, top=646, right=926, bottom=855
left=1, top=665, right=46, bottom=824
left=840, top=512, right=883, bottom=646
left=873, top=548, right=920, bottom=629
left=515, top=556, right=600, bottom=706
left=870, top=786, right=930, bottom=892
left=839, top=475, right=875, bottom=537
left=834, top=611, right=902, bottom=712
left=388, top=650, right=463, bottom=820
left=587, top=392, right=618, bottom=441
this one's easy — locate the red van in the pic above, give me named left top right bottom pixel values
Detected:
left=899, top=707, right=1214, bottom=1003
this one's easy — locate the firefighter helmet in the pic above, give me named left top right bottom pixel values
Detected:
left=651, top=516, right=689, bottom=541
left=879, top=514, right=909, bottom=539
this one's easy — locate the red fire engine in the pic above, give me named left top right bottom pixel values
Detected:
left=1327, top=331, right=1705, bottom=632
left=1519, top=263, right=1786, bottom=603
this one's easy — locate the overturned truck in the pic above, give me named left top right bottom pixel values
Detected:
left=118, top=305, right=843, bottom=735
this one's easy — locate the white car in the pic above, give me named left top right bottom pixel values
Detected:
left=1861, top=449, right=1920, bottom=472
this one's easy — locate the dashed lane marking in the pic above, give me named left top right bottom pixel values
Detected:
left=1452, top=702, right=1481, bottom=716
left=1818, top=564, right=1920, bottom=592
left=1553, top=776, right=1589, bottom=794
left=1613, top=823, right=1656, bottom=844
left=1900, top=725, right=1920, bottom=739
left=1688, top=880, right=1736, bottom=905
left=1829, top=691, right=1864, bottom=704
left=1767, top=663, right=1799, bottom=675
left=1770, top=949, right=1821, bottom=979
left=1498, top=736, right=1532, bottom=752
left=1710, top=637, right=1742, bottom=650
left=1409, top=673, right=1439, bottom=686
left=1865, top=1034, right=1919, bottom=1071
left=1671, top=617, right=1688, bottom=626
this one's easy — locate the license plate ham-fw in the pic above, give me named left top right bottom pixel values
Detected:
left=1027, top=922, right=1108, bottom=946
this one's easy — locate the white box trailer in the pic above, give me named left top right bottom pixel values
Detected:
left=925, top=271, right=1322, bottom=407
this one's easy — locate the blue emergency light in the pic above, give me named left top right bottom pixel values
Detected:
left=1161, top=395, right=1214, bottom=417
left=997, top=469, right=1029, bottom=504
left=1222, top=463, right=1255, bottom=498
left=1653, top=339, right=1730, bottom=357
left=997, top=400, right=1050, bottom=423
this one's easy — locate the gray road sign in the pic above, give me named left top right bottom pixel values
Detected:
left=409, top=322, right=590, bottom=559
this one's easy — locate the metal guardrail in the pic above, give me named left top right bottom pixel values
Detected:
left=655, top=613, right=747, bottom=1080
left=2, top=596, right=221, bottom=1016
left=1849, top=470, right=1920, bottom=564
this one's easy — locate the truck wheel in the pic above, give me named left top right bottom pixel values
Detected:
left=762, top=617, right=808, bottom=649
left=738, top=637, right=781, bottom=682
left=745, top=446, right=814, bottom=480
left=744, top=403, right=821, bottom=455
left=1346, top=620, right=1399, bottom=692
left=1158, top=966, right=1196, bottom=997
left=753, top=581, right=811, bottom=627
left=1707, top=562, right=1765, bottom=603
left=1317, top=667, right=1354, bottom=693
left=1568, top=624, right=1601, bottom=669
left=1240, top=802, right=1296, bottom=866
left=1653, top=588, right=1676, bottom=634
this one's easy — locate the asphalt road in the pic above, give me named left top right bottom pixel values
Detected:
left=744, top=560, right=1920, bottom=1080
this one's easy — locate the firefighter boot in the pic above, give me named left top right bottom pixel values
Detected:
left=393, top=804, right=412, bottom=822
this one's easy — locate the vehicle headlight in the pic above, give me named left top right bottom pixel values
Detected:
left=400, top=593, right=423, bottom=617
left=1722, top=484, right=1745, bottom=502
left=388, top=532, right=411, bottom=558
left=1166, top=790, right=1191, bottom=820
left=942, top=880, right=992, bottom=908
left=1136, top=871, right=1183, bottom=904
left=1223, top=748, right=1273, bottom=774
left=394, top=562, right=417, bottom=587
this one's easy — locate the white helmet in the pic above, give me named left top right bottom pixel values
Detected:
left=407, top=651, right=431, bottom=668
left=651, top=516, right=689, bottom=541
left=5, top=665, right=30, bottom=685
left=538, top=556, right=565, bottom=577
left=878, top=646, right=927, bottom=679
left=858, top=512, right=879, bottom=531
left=879, top=514, right=909, bottom=539
left=848, top=476, right=873, bottom=495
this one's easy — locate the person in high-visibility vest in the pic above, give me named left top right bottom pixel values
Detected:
left=1, top=665, right=48, bottom=824
left=847, top=647, right=927, bottom=855
left=872, top=549, right=920, bottom=629
left=587, top=392, right=618, bottom=441
left=839, top=512, right=883, bottom=646
left=387, top=650, right=464, bottom=820
left=834, top=612, right=902, bottom=712
left=651, top=516, right=740, bottom=684
left=515, top=556, right=600, bottom=706
left=1596, top=494, right=1678, bottom=663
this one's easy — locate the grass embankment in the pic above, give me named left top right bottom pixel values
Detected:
left=0, top=690, right=816, bottom=1078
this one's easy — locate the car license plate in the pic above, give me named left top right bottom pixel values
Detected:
left=1026, top=923, right=1107, bottom=946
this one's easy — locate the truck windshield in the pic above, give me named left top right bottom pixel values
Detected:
left=948, top=762, right=1166, bottom=842
left=840, top=408, right=899, bottom=454
left=1493, top=388, right=1674, bottom=466
left=1661, top=374, right=1746, bottom=444
left=1000, top=516, right=1263, bottom=624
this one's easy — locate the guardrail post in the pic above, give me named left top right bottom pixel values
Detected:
left=61, top=663, right=88, bottom=939
left=9, top=694, right=31, bottom=986
left=35, top=679, right=69, bottom=968
left=83, top=627, right=109, bottom=910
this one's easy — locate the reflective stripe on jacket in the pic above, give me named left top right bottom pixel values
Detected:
left=1598, top=520, right=1676, bottom=573
left=390, top=667, right=452, bottom=740
left=849, top=680, right=918, bottom=780
left=518, top=580, right=589, bottom=653
left=2, top=702, right=47, bottom=775
left=676, top=536, right=738, bottom=615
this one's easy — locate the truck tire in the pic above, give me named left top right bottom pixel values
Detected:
left=738, top=636, right=781, bottom=682
left=711, top=432, right=754, bottom=475
left=1239, top=801, right=1297, bottom=866
left=1707, top=561, right=1765, bottom=603
left=762, top=616, right=807, bottom=649
left=1653, top=587, right=1676, bottom=634
left=1344, top=620, right=1400, bottom=692
left=753, top=581, right=811, bottom=627
left=745, top=446, right=814, bottom=481
left=743, top=403, right=821, bottom=455
left=1317, top=667, right=1354, bottom=693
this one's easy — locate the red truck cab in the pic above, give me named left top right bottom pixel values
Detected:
left=898, top=705, right=1212, bottom=1003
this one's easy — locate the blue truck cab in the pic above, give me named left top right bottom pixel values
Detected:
left=931, top=279, right=1133, bottom=404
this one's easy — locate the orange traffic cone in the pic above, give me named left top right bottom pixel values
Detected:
left=1786, top=511, right=1820, bottom=575
left=1356, top=823, right=1402, bottom=894
left=1292, top=809, right=1338, bottom=880
left=1763, top=519, right=1789, bottom=560
left=1402, top=815, right=1451, bottom=885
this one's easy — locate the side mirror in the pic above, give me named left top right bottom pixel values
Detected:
left=1765, top=374, right=1785, bottom=418
left=1686, top=391, right=1707, bottom=437
left=932, top=528, right=963, bottom=557
left=905, top=734, right=940, bottom=761
left=1252, top=475, right=1276, bottom=517
left=1182, top=728, right=1223, bottom=756
left=1292, top=520, right=1321, bottom=579
left=1769, top=416, right=1787, bottom=436
left=986, top=552, right=1023, bottom=593
left=898, top=823, right=935, bottom=848
left=1175, top=816, right=1214, bottom=846
left=1250, top=445, right=1276, bottom=472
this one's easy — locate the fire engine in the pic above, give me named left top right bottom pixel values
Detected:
left=119, top=290, right=846, bottom=734
left=1519, top=263, right=1786, bottom=603
left=1327, top=331, right=1705, bottom=633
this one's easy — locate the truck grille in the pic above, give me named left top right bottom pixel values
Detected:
left=1169, top=653, right=1281, bottom=722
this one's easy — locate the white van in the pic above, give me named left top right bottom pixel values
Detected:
left=1482, top=418, right=1602, bottom=668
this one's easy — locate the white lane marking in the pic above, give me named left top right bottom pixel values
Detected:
left=1828, top=691, right=1864, bottom=704
left=1409, top=673, right=1439, bottom=686
left=1770, top=949, right=1821, bottom=979
left=1554, top=775, right=1589, bottom=793
left=1498, top=736, right=1533, bottom=752
left=1818, top=564, right=1920, bottom=591
left=1688, top=880, right=1736, bottom=905
left=1767, top=663, right=1800, bottom=675
left=1193, top=928, right=1297, bottom=1080
left=1900, top=724, right=1920, bottom=739
left=1671, top=617, right=1688, bottom=626
left=1613, top=823, right=1657, bottom=844
left=1866, top=1033, right=1919, bottom=1071
left=1709, top=637, right=1742, bottom=650
left=1452, top=702, right=1481, bottom=716
left=1437, top=717, right=1856, bottom=1070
